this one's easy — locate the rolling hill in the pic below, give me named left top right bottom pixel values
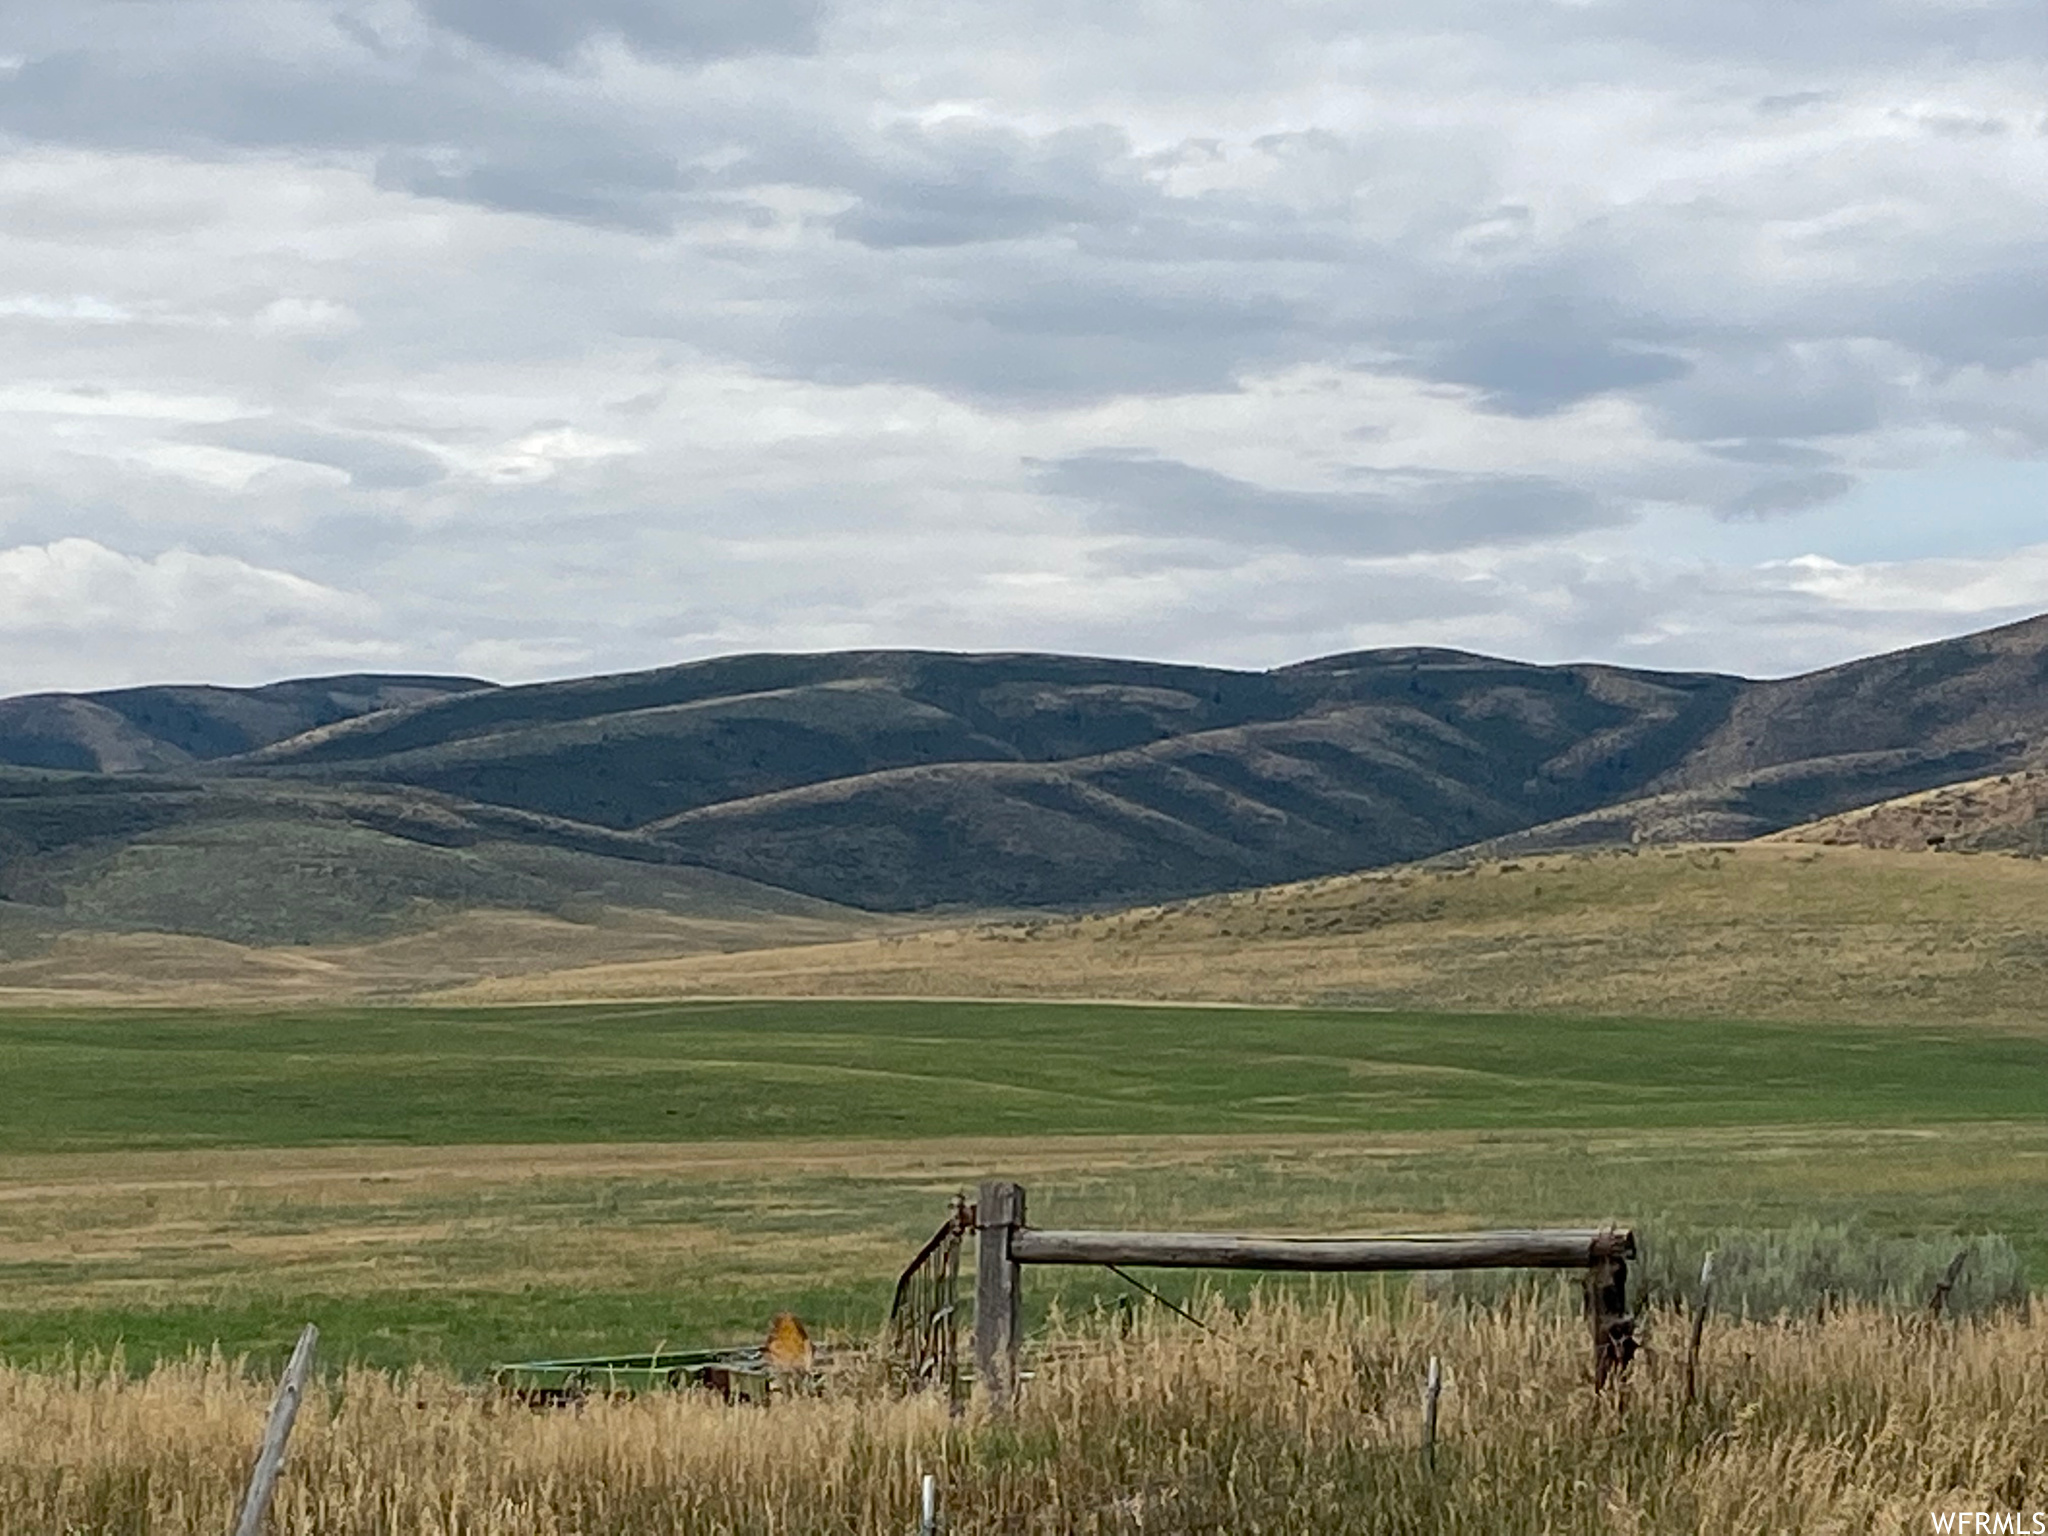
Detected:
left=0, top=768, right=880, bottom=943
left=448, top=841, right=2048, bottom=1029
left=7, top=615, right=2048, bottom=968
left=0, top=674, right=491, bottom=773
left=1766, top=769, right=2048, bottom=856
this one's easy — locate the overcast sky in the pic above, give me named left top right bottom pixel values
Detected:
left=1, top=0, right=2043, bottom=693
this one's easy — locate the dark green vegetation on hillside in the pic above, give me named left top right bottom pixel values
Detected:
left=10, top=617, right=2048, bottom=943
left=0, top=674, right=488, bottom=773
left=6, top=999, right=2044, bottom=1153
left=0, top=774, right=861, bottom=947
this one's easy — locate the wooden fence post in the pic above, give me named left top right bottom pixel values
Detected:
left=1927, top=1248, right=1969, bottom=1319
left=1420, top=1354, right=1442, bottom=1471
left=233, top=1323, right=318, bottom=1536
left=1685, top=1253, right=1715, bottom=1406
left=975, top=1180, right=1024, bottom=1410
left=1586, top=1243, right=1634, bottom=1390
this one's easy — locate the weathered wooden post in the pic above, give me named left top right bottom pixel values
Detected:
left=233, top=1323, right=318, bottom=1536
left=1685, top=1252, right=1715, bottom=1405
left=974, top=1180, right=1024, bottom=1409
left=1420, top=1353, right=1442, bottom=1471
left=1585, top=1236, right=1634, bottom=1390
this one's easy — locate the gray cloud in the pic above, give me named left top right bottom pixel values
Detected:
left=1422, top=323, right=1693, bottom=418
left=373, top=143, right=692, bottom=229
left=0, top=12, right=715, bottom=230
left=1037, top=452, right=1620, bottom=556
left=1721, top=471, right=1859, bottom=520
left=829, top=122, right=1144, bottom=249
left=416, top=0, right=821, bottom=64
left=1528, top=0, right=2047, bottom=67
left=1704, top=441, right=1839, bottom=470
left=1647, top=344, right=1900, bottom=443
left=186, top=419, right=448, bottom=491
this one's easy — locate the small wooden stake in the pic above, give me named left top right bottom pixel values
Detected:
left=233, top=1323, right=318, bottom=1536
left=974, top=1181, right=1024, bottom=1410
left=1927, top=1248, right=1970, bottom=1319
left=1420, top=1354, right=1442, bottom=1471
left=1684, top=1253, right=1715, bottom=1406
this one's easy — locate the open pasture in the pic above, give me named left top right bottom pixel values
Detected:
left=1, top=999, right=2043, bottom=1372
left=8, top=996, right=2048, bottom=1153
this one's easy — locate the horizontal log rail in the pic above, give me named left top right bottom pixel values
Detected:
left=1009, top=1226, right=1633, bottom=1273
left=969, top=1180, right=1638, bottom=1409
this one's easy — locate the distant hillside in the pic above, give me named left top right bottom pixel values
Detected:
left=6, top=616, right=2048, bottom=931
left=226, top=647, right=1748, bottom=907
left=0, top=768, right=873, bottom=951
left=1768, top=770, right=2048, bottom=856
left=1425, top=749, right=2032, bottom=865
left=0, top=674, right=492, bottom=773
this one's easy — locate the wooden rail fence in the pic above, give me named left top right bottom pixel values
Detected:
left=971, top=1180, right=1636, bottom=1407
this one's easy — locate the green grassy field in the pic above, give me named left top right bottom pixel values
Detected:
left=3, top=1000, right=2042, bottom=1375
left=9, top=999, right=2048, bottom=1150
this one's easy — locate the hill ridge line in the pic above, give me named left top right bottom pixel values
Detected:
left=4, top=614, right=2048, bottom=940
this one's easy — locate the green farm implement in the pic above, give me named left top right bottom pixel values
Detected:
left=493, top=1312, right=816, bottom=1404
left=491, top=1200, right=975, bottom=1407
left=492, top=1344, right=775, bottom=1404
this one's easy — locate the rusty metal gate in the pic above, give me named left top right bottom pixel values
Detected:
left=887, top=1194, right=973, bottom=1406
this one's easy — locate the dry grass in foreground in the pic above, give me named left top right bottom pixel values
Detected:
left=450, top=843, right=2048, bottom=1028
left=5, top=1299, right=2043, bottom=1535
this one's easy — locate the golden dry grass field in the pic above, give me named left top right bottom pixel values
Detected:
left=7, top=1299, right=2045, bottom=1535
left=12, top=841, right=2048, bottom=1024
left=0, top=903, right=913, bottom=1008
left=450, top=845, right=2048, bottom=1027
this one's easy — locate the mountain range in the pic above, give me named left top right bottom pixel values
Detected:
left=7, top=614, right=2048, bottom=950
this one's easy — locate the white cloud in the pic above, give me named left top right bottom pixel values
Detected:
left=1768, top=547, right=2048, bottom=617
left=475, top=426, right=643, bottom=484
left=253, top=296, right=361, bottom=335
left=0, top=293, right=131, bottom=323
left=0, top=538, right=373, bottom=635
left=0, top=539, right=401, bottom=690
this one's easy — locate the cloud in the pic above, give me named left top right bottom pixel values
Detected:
left=828, top=121, right=1146, bottom=249
left=416, top=0, right=822, bottom=66
left=1416, top=302, right=1694, bottom=418
left=371, top=140, right=693, bottom=230
left=1721, top=471, right=1859, bottom=519
left=0, top=10, right=709, bottom=229
left=1036, top=452, right=1621, bottom=556
left=0, top=537, right=394, bottom=689
left=0, top=0, right=2042, bottom=694
left=187, top=419, right=447, bottom=490
left=0, top=538, right=372, bottom=635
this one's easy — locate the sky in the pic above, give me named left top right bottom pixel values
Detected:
left=0, top=0, right=2043, bottom=694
